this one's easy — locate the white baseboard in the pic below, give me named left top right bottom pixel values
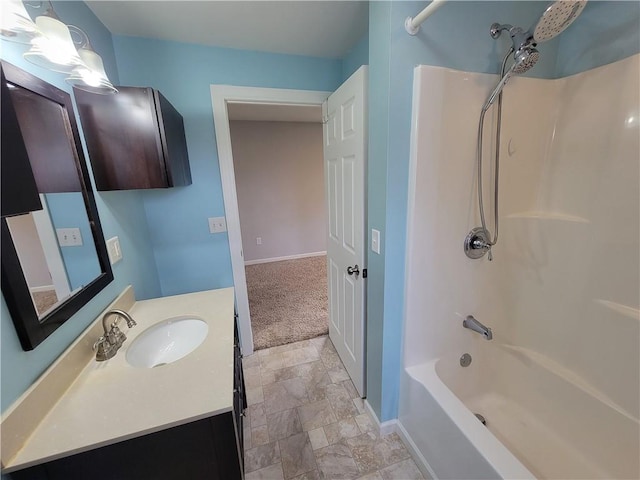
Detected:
left=244, top=251, right=326, bottom=266
left=363, top=400, right=398, bottom=437
left=363, top=401, right=438, bottom=479
left=396, top=420, right=438, bottom=480
left=29, top=285, right=55, bottom=293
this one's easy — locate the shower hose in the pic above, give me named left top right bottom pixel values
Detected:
left=477, top=48, right=513, bottom=258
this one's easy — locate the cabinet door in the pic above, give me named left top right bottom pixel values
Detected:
left=233, top=315, right=246, bottom=471
left=1, top=69, right=41, bottom=216
left=154, top=91, right=192, bottom=187
left=75, top=87, right=168, bottom=190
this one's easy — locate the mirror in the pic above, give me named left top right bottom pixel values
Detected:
left=1, top=61, right=113, bottom=350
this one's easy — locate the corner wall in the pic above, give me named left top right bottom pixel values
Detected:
left=342, top=33, right=369, bottom=82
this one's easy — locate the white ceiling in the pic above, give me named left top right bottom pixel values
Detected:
left=228, top=103, right=322, bottom=123
left=85, top=1, right=369, bottom=59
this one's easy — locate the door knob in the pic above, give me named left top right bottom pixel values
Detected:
left=347, top=265, right=360, bottom=276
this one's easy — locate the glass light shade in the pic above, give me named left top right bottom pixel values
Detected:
left=23, top=15, right=81, bottom=73
left=66, top=47, right=117, bottom=94
left=0, top=0, right=40, bottom=43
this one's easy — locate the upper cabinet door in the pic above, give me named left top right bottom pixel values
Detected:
left=74, top=87, right=191, bottom=191
left=1, top=68, right=41, bottom=217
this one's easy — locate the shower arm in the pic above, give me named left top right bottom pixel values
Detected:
left=491, top=23, right=536, bottom=54
left=489, top=23, right=514, bottom=39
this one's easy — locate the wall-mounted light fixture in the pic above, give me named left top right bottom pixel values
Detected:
left=1, top=0, right=117, bottom=94
left=65, top=27, right=117, bottom=94
left=23, top=5, right=82, bottom=72
left=0, top=0, right=40, bottom=43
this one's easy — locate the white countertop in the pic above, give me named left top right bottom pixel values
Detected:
left=3, top=287, right=235, bottom=473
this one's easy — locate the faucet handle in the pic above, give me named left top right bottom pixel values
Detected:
left=111, top=325, right=127, bottom=348
left=94, top=335, right=117, bottom=361
left=93, top=335, right=106, bottom=351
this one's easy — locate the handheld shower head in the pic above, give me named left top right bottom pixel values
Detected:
left=512, top=46, right=540, bottom=74
left=483, top=46, right=539, bottom=110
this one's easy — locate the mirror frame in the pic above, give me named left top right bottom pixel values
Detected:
left=1, top=61, right=114, bottom=351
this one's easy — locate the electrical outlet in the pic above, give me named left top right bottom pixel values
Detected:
left=208, top=216, right=227, bottom=233
left=256, top=237, right=262, bottom=245
left=56, top=228, right=83, bottom=247
left=106, top=236, right=123, bottom=264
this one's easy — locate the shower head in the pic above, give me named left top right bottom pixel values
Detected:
left=532, top=1, right=587, bottom=43
left=483, top=1, right=585, bottom=110
left=512, top=45, right=540, bottom=74
left=483, top=46, right=539, bottom=110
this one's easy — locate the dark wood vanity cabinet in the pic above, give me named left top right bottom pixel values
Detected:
left=234, top=314, right=248, bottom=461
left=11, top=318, right=246, bottom=480
left=74, top=87, right=191, bottom=191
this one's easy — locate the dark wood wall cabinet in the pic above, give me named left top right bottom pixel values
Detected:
left=1, top=66, right=41, bottom=217
left=74, top=87, right=192, bottom=191
left=11, top=317, right=247, bottom=480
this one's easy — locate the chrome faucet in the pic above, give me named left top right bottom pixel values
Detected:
left=463, top=315, right=493, bottom=340
left=94, top=309, right=137, bottom=361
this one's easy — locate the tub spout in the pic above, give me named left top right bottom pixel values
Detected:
left=463, top=315, right=493, bottom=340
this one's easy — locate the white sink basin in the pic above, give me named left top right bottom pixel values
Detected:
left=126, top=317, right=208, bottom=368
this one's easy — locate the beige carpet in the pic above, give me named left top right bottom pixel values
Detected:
left=246, top=255, right=328, bottom=350
left=32, top=289, right=58, bottom=316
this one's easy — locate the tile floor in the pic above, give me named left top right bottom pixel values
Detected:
left=242, top=336, right=424, bottom=480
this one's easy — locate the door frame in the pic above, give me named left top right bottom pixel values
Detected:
left=210, top=85, right=330, bottom=355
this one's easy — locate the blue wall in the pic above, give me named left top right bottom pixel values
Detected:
left=342, top=32, right=369, bottom=81
left=112, top=36, right=343, bottom=297
left=45, top=193, right=101, bottom=290
left=1, top=1, right=161, bottom=412
left=555, top=1, right=640, bottom=77
left=366, top=0, right=640, bottom=422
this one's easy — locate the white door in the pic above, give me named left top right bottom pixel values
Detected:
left=323, top=66, right=367, bottom=397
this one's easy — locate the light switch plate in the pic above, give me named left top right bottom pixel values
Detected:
left=106, top=236, right=123, bottom=264
left=371, top=229, right=380, bottom=254
left=56, top=228, right=83, bottom=247
left=208, top=216, right=227, bottom=233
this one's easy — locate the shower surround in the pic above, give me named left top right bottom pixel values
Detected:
left=399, top=54, right=639, bottom=479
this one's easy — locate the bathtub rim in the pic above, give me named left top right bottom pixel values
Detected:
left=404, top=361, right=535, bottom=479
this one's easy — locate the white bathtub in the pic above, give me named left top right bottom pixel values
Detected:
left=398, top=344, right=640, bottom=479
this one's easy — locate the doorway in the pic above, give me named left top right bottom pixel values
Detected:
left=211, top=70, right=367, bottom=396
left=228, top=110, right=328, bottom=350
left=211, top=86, right=330, bottom=357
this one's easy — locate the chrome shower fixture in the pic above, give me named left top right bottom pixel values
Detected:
left=483, top=45, right=539, bottom=109
left=465, top=1, right=587, bottom=261
left=483, top=0, right=587, bottom=109
left=490, top=0, right=587, bottom=49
